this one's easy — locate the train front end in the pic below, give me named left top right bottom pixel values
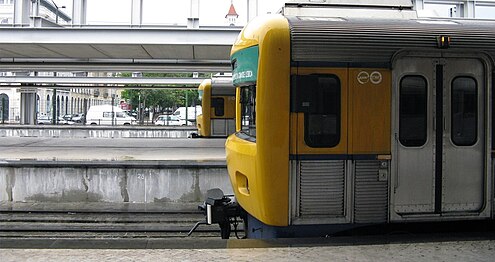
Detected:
left=225, top=15, right=292, bottom=238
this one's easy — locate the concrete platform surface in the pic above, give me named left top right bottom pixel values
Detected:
left=0, top=137, right=226, bottom=162
left=1, top=232, right=494, bottom=261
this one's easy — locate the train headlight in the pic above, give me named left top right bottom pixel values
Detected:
left=437, top=35, right=451, bottom=49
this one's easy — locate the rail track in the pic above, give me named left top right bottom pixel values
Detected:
left=0, top=210, right=229, bottom=239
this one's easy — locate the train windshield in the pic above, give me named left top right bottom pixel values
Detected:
left=240, top=85, right=256, bottom=138
left=231, top=45, right=259, bottom=140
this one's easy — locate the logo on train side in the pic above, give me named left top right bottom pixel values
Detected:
left=370, top=71, right=383, bottom=84
left=357, top=71, right=369, bottom=84
left=357, top=71, right=383, bottom=85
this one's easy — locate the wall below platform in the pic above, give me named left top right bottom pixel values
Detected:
left=0, top=163, right=232, bottom=211
left=0, top=125, right=197, bottom=139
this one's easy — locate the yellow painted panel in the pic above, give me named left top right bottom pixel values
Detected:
left=254, top=16, right=291, bottom=226
left=197, top=79, right=211, bottom=137
left=225, top=135, right=257, bottom=210
left=348, top=69, right=391, bottom=154
left=225, top=95, right=236, bottom=119
left=196, top=114, right=204, bottom=136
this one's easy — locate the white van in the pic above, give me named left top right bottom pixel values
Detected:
left=155, top=114, right=186, bottom=126
left=86, top=105, right=136, bottom=126
left=173, top=106, right=202, bottom=123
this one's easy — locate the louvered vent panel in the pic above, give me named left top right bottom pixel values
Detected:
left=354, top=161, right=388, bottom=223
left=299, top=160, right=345, bottom=217
left=288, top=17, right=495, bottom=64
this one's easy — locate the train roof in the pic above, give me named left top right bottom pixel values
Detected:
left=283, top=0, right=417, bottom=20
left=288, top=16, right=495, bottom=67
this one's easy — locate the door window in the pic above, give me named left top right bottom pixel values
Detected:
left=399, top=76, right=428, bottom=147
left=451, top=77, right=477, bottom=146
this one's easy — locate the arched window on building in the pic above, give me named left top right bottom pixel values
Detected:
left=36, top=94, right=40, bottom=116
left=0, top=93, right=9, bottom=123
left=64, top=96, right=67, bottom=115
left=56, top=96, right=60, bottom=117
left=61, top=96, right=64, bottom=115
left=46, top=94, right=51, bottom=114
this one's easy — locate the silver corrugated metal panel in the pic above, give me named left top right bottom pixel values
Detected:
left=289, top=17, right=495, bottom=64
left=286, top=0, right=413, bottom=8
left=211, top=76, right=233, bottom=87
left=299, top=160, right=345, bottom=217
left=354, top=161, right=388, bottom=223
left=211, top=76, right=235, bottom=95
left=283, top=0, right=416, bottom=19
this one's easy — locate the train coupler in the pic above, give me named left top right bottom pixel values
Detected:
left=194, top=188, right=243, bottom=239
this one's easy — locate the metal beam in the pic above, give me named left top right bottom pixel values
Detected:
left=0, top=26, right=239, bottom=72
left=0, top=27, right=240, bottom=45
left=131, top=0, right=143, bottom=26
left=0, top=60, right=232, bottom=73
left=0, top=76, right=208, bottom=86
left=1, top=84, right=199, bottom=89
left=13, top=0, right=31, bottom=26
left=72, top=0, right=87, bottom=25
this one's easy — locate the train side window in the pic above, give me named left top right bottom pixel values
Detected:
left=451, top=77, right=477, bottom=146
left=293, top=74, right=341, bottom=148
left=240, top=85, right=256, bottom=138
left=211, top=97, right=225, bottom=116
left=399, top=75, right=427, bottom=147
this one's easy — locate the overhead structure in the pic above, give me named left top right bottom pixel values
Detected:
left=0, top=26, right=239, bottom=73
left=0, top=76, right=206, bottom=88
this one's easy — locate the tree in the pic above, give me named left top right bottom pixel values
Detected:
left=121, top=89, right=198, bottom=113
left=119, top=72, right=205, bottom=112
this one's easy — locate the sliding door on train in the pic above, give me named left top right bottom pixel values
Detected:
left=392, top=55, right=489, bottom=219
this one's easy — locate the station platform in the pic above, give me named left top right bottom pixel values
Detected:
left=0, top=135, right=232, bottom=213
left=1, top=231, right=495, bottom=261
left=0, top=136, right=226, bottom=162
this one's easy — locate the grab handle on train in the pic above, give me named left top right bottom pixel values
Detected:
left=393, top=133, right=399, bottom=191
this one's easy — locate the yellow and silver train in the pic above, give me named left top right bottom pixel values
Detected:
left=196, top=76, right=236, bottom=137
left=202, top=3, right=495, bottom=238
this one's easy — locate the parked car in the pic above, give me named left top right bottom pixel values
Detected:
left=37, top=115, right=52, bottom=125
left=155, top=115, right=185, bottom=126
left=62, top=114, right=73, bottom=121
left=124, top=110, right=138, bottom=118
left=58, top=117, right=75, bottom=125
left=71, top=113, right=85, bottom=123
left=37, top=116, right=75, bottom=125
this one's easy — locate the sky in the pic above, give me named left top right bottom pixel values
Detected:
left=54, top=0, right=288, bottom=26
